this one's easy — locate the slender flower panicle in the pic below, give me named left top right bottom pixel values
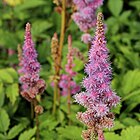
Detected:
left=19, top=23, right=46, bottom=101
left=72, top=0, right=103, bottom=32
left=59, top=35, right=80, bottom=96
left=74, top=13, right=120, bottom=140
left=51, top=32, right=60, bottom=76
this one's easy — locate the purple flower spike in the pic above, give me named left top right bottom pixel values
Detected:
left=72, top=0, right=103, bottom=32
left=74, top=13, right=120, bottom=140
left=19, top=23, right=46, bottom=101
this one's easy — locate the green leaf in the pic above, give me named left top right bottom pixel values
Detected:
left=0, top=31, right=18, bottom=49
left=6, top=83, right=19, bottom=105
left=8, top=123, right=27, bottom=139
left=32, top=20, right=53, bottom=37
left=122, top=118, right=140, bottom=126
left=19, top=127, right=36, bottom=140
left=5, top=68, right=18, bottom=81
left=108, top=0, right=123, bottom=16
left=106, top=17, right=119, bottom=34
left=129, top=1, right=140, bottom=11
left=134, top=113, right=140, bottom=120
left=121, top=126, right=140, bottom=140
left=109, top=121, right=125, bottom=131
left=40, top=130, right=57, bottom=140
left=119, top=46, right=140, bottom=68
left=14, top=0, right=46, bottom=11
left=122, top=89, right=140, bottom=102
left=111, top=103, right=122, bottom=114
left=57, top=110, right=65, bottom=123
left=41, top=119, right=59, bottom=131
left=0, top=83, right=4, bottom=107
left=0, top=108, right=10, bottom=132
left=0, top=69, right=13, bottom=83
left=0, top=133, right=6, bottom=140
left=73, top=58, right=84, bottom=72
left=57, top=126, right=83, bottom=140
left=120, top=11, right=131, bottom=22
left=104, top=132, right=120, bottom=140
left=121, top=70, right=140, bottom=95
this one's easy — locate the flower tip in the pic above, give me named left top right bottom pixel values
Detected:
left=68, top=35, right=72, bottom=43
left=53, top=32, right=58, bottom=39
left=26, top=22, right=31, bottom=32
left=97, top=12, right=104, bottom=21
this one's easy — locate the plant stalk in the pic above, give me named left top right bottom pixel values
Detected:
left=52, top=81, right=58, bottom=114
left=33, top=99, right=40, bottom=140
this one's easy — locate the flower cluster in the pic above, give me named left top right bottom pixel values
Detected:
left=19, top=23, right=46, bottom=102
left=59, top=35, right=80, bottom=96
left=74, top=13, right=120, bottom=140
left=72, top=0, right=103, bottom=32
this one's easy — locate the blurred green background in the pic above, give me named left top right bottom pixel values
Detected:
left=0, top=0, right=140, bottom=140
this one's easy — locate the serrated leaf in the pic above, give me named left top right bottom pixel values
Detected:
left=0, top=69, right=13, bottom=83
left=5, top=68, right=18, bottom=81
left=19, top=127, right=36, bottom=140
left=108, top=0, right=123, bottom=16
left=8, top=123, right=27, bottom=139
left=6, top=83, right=19, bottom=105
left=0, top=108, right=10, bottom=132
left=121, top=70, right=140, bottom=95
left=57, top=126, right=82, bottom=140
left=104, top=132, right=120, bottom=140
left=121, top=126, right=140, bottom=140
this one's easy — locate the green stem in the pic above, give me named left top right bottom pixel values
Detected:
left=52, top=82, right=57, bottom=114
left=31, top=101, right=34, bottom=119
left=33, top=99, right=40, bottom=140
left=67, top=83, right=71, bottom=112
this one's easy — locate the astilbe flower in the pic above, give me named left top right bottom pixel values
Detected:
left=74, top=13, right=120, bottom=140
left=59, top=35, right=80, bottom=96
left=19, top=23, right=46, bottom=102
left=72, top=0, right=103, bottom=43
left=72, top=0, right=103, bottom=45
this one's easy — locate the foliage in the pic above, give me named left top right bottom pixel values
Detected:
left=0, top=0, right=140, bottom=139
